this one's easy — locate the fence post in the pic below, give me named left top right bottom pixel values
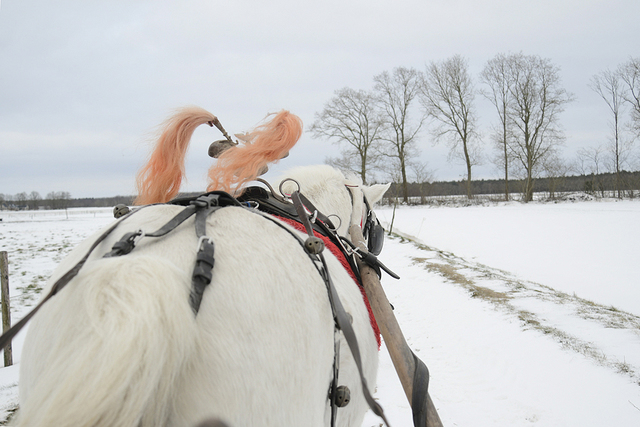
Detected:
left=0, top=251, right=12, bottom=367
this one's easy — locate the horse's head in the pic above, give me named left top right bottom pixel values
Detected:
left=274, top=165, right=390, bottom=243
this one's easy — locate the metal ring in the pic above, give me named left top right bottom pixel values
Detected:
left=327, top=214, right=342, bottom=231
left=278, top=178, right=301, bottom=198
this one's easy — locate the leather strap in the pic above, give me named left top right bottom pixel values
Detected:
left=290, top=190, right=390, bottom=427
left=0, top=205, right=147, bottom=350
left=104, top=194, right=222, bottom=314
left=189, top=195, right=220, bottom=313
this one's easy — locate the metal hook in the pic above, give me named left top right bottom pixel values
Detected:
left=207, top=117, right=234, bottom=145
left=256, top=178, right=287, bottom=203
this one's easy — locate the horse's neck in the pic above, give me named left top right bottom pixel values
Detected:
left=273, top=166, right=358, bottom=237
left=308, top=187, right=358, bottom=238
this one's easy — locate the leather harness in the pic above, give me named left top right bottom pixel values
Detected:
left=0, top=184, right=406, bottom=427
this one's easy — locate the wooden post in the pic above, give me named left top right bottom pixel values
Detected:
left=1, top=251, right=13, bottom=367
left=350, top=225, right=443, bottom=427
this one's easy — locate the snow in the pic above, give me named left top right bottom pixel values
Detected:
left=377, top=200, right=640, bottom=315
left=1, top=201, right=640, bottom=426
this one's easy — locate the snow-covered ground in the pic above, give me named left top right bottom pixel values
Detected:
left=1, top=200, right=640, bottom=426
left=0, top=208, right=115, bottom=423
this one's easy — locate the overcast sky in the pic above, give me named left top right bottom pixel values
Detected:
left=1, top=0, right=639, bottom=198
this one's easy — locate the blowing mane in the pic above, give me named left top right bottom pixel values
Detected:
left=135, top=108, right=302, bottom=205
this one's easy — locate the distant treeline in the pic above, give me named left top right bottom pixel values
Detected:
left=0, top=195, right=134, bottom=211
left=385, top=171, right=640, bottom=202
left=60, top=170, right=640, bottom=207
left=66, top=195, right=136, bottom=209
left=4, top=171, right=640, bottom=210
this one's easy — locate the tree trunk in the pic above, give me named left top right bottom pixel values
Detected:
left=401, top=156, right=409, bottom=204
left=503, top=113, right=510, bottom=201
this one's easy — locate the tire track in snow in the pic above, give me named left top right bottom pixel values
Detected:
left=390, top=232, right=640, bottom=386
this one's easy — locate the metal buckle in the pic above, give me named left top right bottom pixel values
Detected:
left=132, top=229, right=146, bottom=245
left=196, top=235, right=214, bottom=251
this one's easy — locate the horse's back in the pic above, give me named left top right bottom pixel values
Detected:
left=172, top=206, right=378, bottom=426
left=19, top=204, right=378, bottom=427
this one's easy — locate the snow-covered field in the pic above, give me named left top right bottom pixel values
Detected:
left=1, top=200, right=640, bottom=426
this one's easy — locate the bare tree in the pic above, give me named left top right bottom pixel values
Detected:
left=481, top=53, right=516, bottom=201
left=542, top=155, right=570, bottom=199
left=421, top=55, right=480, bottom=199
left=410, top=161, right=434, bottom=204
left=374, top=67, right=426, bottom=203
left=46, top=191, right=71, bottom=210
left=15, top=192, right=27, bottom=209
left=507, top=54, right=573, bottom=202
left=28, top=191, right=42, bottom=210
left=590, top=68, right=631, bottom=198
left=310, top=87, right=383, bottom=184
left=618, top=57, right=640, bottom=136
left=576, top=145, right=606, bottom=196
left=59, top=191, right=71, bottom=209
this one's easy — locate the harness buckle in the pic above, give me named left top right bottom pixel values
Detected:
left=191, top=194, right=220, bottom=208
left=196, top=235, right=214, bottom=251
left=354, top=247, right=400, bottom=280
left=104, top=229, right=145, bottom=257
left=133, top=229, right=146, bottom=244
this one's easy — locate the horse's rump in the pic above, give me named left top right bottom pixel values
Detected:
left=19, top=203, right=379, bottom=427
left=15, top=104, right=387, bottom=426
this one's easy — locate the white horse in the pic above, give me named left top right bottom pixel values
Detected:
left=16, top=108, right=390, bottom=427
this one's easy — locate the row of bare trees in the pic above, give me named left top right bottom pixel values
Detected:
left=310, top=68, right=426, bottom=203
left=479, top=53, right=575, bottom=202
left=582, top=58, right=640, bottom=198
left=311, top=54, right=640, bottom=202
left=0, top=191, right=71, bottom=210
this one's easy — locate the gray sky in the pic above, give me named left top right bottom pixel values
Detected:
left=1, top=0, right=639, bottom=198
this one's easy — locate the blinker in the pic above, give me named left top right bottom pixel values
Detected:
left=367, top=218, right=384, bottom=256
left=362, top=199, right=384, bottom=256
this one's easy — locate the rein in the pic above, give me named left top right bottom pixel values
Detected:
left=288, top=190, right=391, bottom=426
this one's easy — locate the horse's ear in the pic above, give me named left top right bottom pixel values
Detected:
left=363, top=183, right=391, bottom=205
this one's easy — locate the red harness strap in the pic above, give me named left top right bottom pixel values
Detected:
left=275, top=216, right=381, bottom=349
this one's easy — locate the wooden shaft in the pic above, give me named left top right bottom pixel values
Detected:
left=349, top=226, right=443, bottom=427
left=1, top=251, right=13, bottom=367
